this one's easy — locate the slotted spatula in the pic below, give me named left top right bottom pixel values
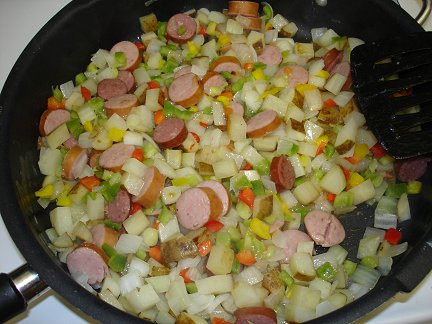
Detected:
left=350, top=32, right=432, bottom=159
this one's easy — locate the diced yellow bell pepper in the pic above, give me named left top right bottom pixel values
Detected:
left=348, top=172, right=365, bottom=188
left=57, top=195, right=72, bottom=207
left=354, top=144, right=369, bottom=160
left=187, top=41, right=201, bottom=56
left=217, top=34, right=231, bottom=47
left=35, top=184, right=54, bottom=198
left=108, top=127, right=125, bottom=142
left=295, top=84, right=317, bottom=96
left=250, top=217, right=271, bottom=240
left=315, top=135, right=329, bottom=147
left=273, top=194, right=292, bottom=220
left=260, top=87, right=282, bottom=99
left=299, top=154, right=309, bottom=167
left=189, top=105, right=199, bottom=112
left=216, top=95, right=230, bottom=107
left=172, top=177, right=189, bottom=186
left=407, top=181, right=422, bottom=194
left=83, top=120, right=93, bottom=132
left=317, top=70, right=330, bottom=79
left=252, top=68, right=266, bottom=80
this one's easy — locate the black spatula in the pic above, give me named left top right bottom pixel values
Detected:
left=350, top=32, right=432, bottom=159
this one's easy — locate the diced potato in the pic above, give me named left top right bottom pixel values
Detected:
left=289, top=252, right=316, bottom=281
left=50, top=207, right=73, bottom=235
left=231, top=281, right=268, bottom=308
left=288, top=284, right=321, bottom=309
left=227, top=114, right=247, bottom=141
left=206, top=245, right=235, bottom=275
left=124, top=285, right=160, bottom=313
left=348, top=179, right=375, bottom=205
left=195, top=275, right=233, bottom=295
left=293, top=180, right=320, bottom=205
left=123, top=210, right=150, bottom=235
left=320, top=165, right=346, bottom=195
left=213, top=159, right=238, bottom=179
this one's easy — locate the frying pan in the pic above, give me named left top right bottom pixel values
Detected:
left=0, top=0, right=431, bottom=323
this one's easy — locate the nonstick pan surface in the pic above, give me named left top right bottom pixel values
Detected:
left=0, top=1, right=431, bottom=323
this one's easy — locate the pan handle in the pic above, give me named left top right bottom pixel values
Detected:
left=0, top=264, right=48, bottom=322
left=416, top=0, right=431, bottom=25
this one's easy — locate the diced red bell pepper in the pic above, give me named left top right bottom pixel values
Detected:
left=384, top=228, right=402, bottom=245
left=370, top=143, right=387, bottom=158
left=131, top=147, right=144, bottom=161
left=198, top=239, right=212, bottom=256
left=147, top=80, right=160, bottom=89
left=130, top=202, right=142, bottom=216
left=199, top=122, right=209, bottom=128
left=191, top=132, right=201, bottom=143
left=211, top=318, right=231, bottom=324
left=134, top=41, right=145, bottom=52
left=242, top=162, right=253, bottom=170
left=204, top=220, right=224, bottom=233
left=79, top=175, right=101, bottom=191
left=149, top=246, right=162, bottom=263
left=80, top=86, right=92, bottom=102
left=236, top=249, right=256, bottom=265
left=47, top=96, right=65, bottom=110
left=238, top=188, right=255, bottom=209
left=179, top=268, right=194, bottom=283
left=323, top=98, right=337, bottom=108
left=327, top=192, right=336, bottom=202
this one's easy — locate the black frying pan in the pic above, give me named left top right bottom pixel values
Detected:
left=0, top=0, right=431, bottom=323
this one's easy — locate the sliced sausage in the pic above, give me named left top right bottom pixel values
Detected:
left=91, top=223, right=119, bottom=247
left=229, top=101, right=244, bottom=116
left=105, top=189, right=131, bottom=223
left=133, top=167, right=166, bottom=208
left=197, top=180, right=231, bottom=216
left=304, top=210, right=346, bottom=247
left=174, top=65, right=193, bottom=79
left=88, top=149, right=103, bottom=168
left=110, top=40, right=142, bottom=71
left=277, top=65, right=309, bottom=88
left=117, top=70, right=136, bottom=93
left=176, top=187, right=223, bottom=230
left=258, top=45, right=282, bottom=66
left=235, top=15, right=262, bottom=31
left=228, top=1, right=259, bottom=17
left=210, top=56, right=242, bottom=73
left=63, top=136, right=79, bottom=149
left=62, top=146, right=88, bottom=180
left=99, top=143, right=135, bottom=172
left=104, top=93, right=139, bottom=118
left=160, top=236, right=199, bottom=264
left=66, top=242, right=109, bottom=285
left=234, top=307, right=277, bottom=324
left=167, top=13, right=197, bottom=44
left=246, top=110, right=280, bottom=138
left=395, top=157, right=431, bottom=182
left=272, top=229, right=312, bottom=263
left=323, top=48, right=343, bottom=72
left=97, top=78, right=128, bottom=100
left=153, top=118, right=188, bottom=149
left=202, top=71, right=226, bottom=95
left=168, top=73, right=204, bottom=108
left=270, top=155, right=296, bottom=192
left=39, top=109, right=71, bottom=136
left=331, top=61, right=350, bottom=77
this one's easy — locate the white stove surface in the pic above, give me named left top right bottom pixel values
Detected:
left=0, top=0, right=431, bottom=323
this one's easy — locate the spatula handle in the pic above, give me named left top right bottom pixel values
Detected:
left=416, top=0, right=431, bottom=25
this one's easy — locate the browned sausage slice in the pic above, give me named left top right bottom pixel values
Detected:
left=97, top=78, right=128, bottom=100
left=197, top=180, right=231, bottom=216
left=273, top=229, right=313, bottom=263
left=104, top=93, right=139, bottom=118
left=395, top=157, right=431, bottom=182
left=210, top=56, right=242, bottom=73
left=91, top=223, right=119, bottom=247
left=168, top=73, right=204, bottom=107
left=246, top=110, right=280, bottom=138
left=304, top=210, right=346, bottom=247
left=66, top=242, right=109, bottom=285
left=167, top=13, right=197, bottom=44
left=63, top=136, right=78, bottom=149
left=39, top=109, right=71, bottom=136
left=229, top=101, right=244, bottom=116
left=133, top=167, right=166, bottom=208
left=62, top=147, right=89, bottom=180
left=174, top=65, right=193, bottom=79
left=98, top=143, right=135, bottom=172
left=228, top=1, right=260, bottom=17
left=270, top=155, right=296, bottom=192
left=153, top=117, right=188, bottom=149
left=176, top=187, right=223, bottom=230
left=233, top=15, right=262, bottom=31
left=258, top=45, right=282, bottom=66
left=110, top=40, right=142, bottom=71
left=234, top=307, right=277, bottom=324
left=117, top=70, right=136, bottom=93
left=276, top=65, right=309, bottom=88
left=105, top=189, right=131, bottom=223
left=202, top=71, right=227, bottom=95
left=323, top=48, right=343, bottom=72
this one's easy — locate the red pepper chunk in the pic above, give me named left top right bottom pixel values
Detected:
left=80, top=86, right=92, bottom=102
left=323, top=98, right=337, bottom=108
left=384, top=228, right=402, bottom=245
left=79, top=176, right=101, bottom=191
left=211, top=318, right=231, bottom=324
left=134, top=41, right=145, bottom=52
left=191, top=132, right=200, bottom=143
left=130, top=202, right=142, bottom=216
left=47, top=96, right=65, bottom=110
left=147, top=80, right=160, bottom=89
left=131, top=147, right=144, bottom=161
left=198, top=25, right=208, bottom=37
left=204, top=220, right=224, bottom=233
left=238, top=188, right=254, bottom=209
left=179, top=268, right=193, bottom=283
left=236, top=249, right=256, bottom=265
left=242, top=162, right=253, bottom=170
left=370, top=143, right=387, bottom=158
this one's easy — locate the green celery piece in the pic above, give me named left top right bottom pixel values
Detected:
left=136, top=248, right=147, bottom=261
left=279, top=270, right=294, bottom=287
left=235, top=175, right=252, bottom=190
left=157, top=22, right=167, bottom=39
left=253, top=62, right=267, bottom=70
left=88, top=97, right=105, bottom=116
left=251, top=236, right=265, bottom=258
left=216, top=231, right=232, bottom=247
left=228, top=227, right=241, bottom=242
left=255, top=159, right=270, bottom=176
left=104, top=219, right=122, bottom=231
left=160, top=44, right=177, bottom=57
left=361, top=255, right=378, bottom=269
left=263, top=4, right=273, bottom=19
left=52, top=86, right=63, bottom=101
left=235, top=239, right=245, bottom=253
left=324, top=144, right=335, bottom=159
left=186, top=282, right=198, bottom=294
left=316, top=262, right=336, bottom=282
left=385, top=183, right=407, bottom=199
left=108, top=253, right=127, bottom=272
left=101, top=181, right=121, bottom=202
left=142, top=142, right=158, bottom=158
left=251, top=180, right=265, bottom=196
left=75, top=72, right=87, bottom=86
left=363, top=170, right=383, bottom=188
left=161, top=59, right=179, bottom=74
left=175, top=109, right=194, bottom=120
left=220, top=71, right=232, bottom=80
left=231, top=258, right=241, bottom=274
left=293, top=206, right=309, bottom=220
left=334, top=192, right=354, bottom=208
left=66, top=119, right=85, bottom=139
left=102, top=243, right=117, bottom=258
left=407, top=180, right=422, bottom=194
left=313, top=169, right=324, bottom=180
left=343, top=259, right=357, bottom=276
left=86, top=62, right=98, bottom=73
left=158, top=206, right=174, bottom=225
left=294, top=176, right=305, bottom=187
left=114, top=51, right=126, bottom=68
left=202, top=106, right=213, bottom=115
left=231, top=77, right=247, bottom=93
